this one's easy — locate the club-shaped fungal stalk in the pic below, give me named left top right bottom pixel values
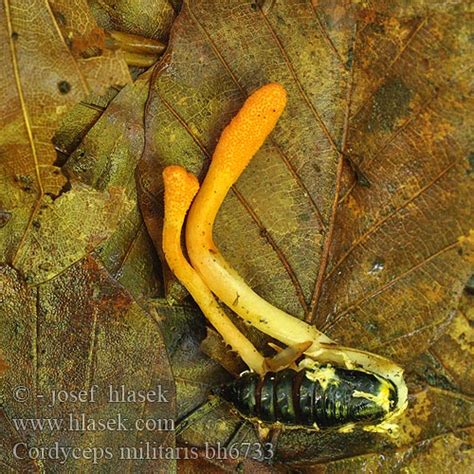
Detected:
left=186, top=83, right=333, bottom=350
left=162, top=165, right=266, bottom=375
left=185, top=83, right=408, bottom=418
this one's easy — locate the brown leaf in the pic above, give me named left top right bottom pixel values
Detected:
left=408, top=290, right=474, bottom=396
left=0, top=3, right=180, bottom=471
left=13, top=183, right=131, bottom=284
left=177, top=448, right=280, bottom=473
left=63, top=70, right=163, bottom=301
left=318, top=6, right=473, bottom=361
left=48, top=0, right=131, bottom=93
left=296, top=429, right=473, bottom=473
left=0, top=258, right=175, bottom=472
left=53, top=86, right=120, bottom=159
left=136, top=0, right=473, bottom=465
left=89, top=0, right=179, bottom=42
left=0, top=355, right=8, bottom=374
left=0, top=0, right=131, bottom=272
left=2, top=0, right=469, bottom=469
left=152, top=300, right=229, bottom=418
left=139, top=0, right=472, bottom=358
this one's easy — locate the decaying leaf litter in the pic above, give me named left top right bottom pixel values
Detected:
left=1, top=0, right=473, bottom=471
left=0, top=1, right=177, bottom=472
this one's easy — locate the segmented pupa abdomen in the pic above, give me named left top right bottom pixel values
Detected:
left=219, top=366, right=397, bottom=427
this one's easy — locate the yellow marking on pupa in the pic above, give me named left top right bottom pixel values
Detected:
left=352, top=377, right=393, bottom=413
left=303, top=364, right=340, bottom=390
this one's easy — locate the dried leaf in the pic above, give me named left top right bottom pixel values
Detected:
left=136, top=0, right=473, bottom=466
left=63, top=70, right=163, bottom=301
left=296, top=430, right=473, bottom=473
left=153, top=300, right=229, bottom=418
left=177, top=449, right=280, bottom=473
left=0, top=355, right=8, bottom=374
left=0, top=2, right=179, bottom=471
left=48, top=0, right=131, bottom=93
left=53, top=87, right=120, bottom=159
left=1, top=0, right=471, bottom=470
left=408, top=290, right=474, bottom=396
left=0, top=0, right=131, bottom=270
left=89, top=0, right=179, bottom=41
left=53, top=0, right=180, bottom=163
left=0, top=258, right=175, bottom=472
left=14, top=183, right=131, bottom=284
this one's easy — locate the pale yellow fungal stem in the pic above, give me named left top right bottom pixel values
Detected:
left=162, top=165, right=266, bottom=375
left=184, top=83, right=407, bottom=417
left=186, top=83, right=334, bottom=351
left=264, top=341, right=313, bottom=372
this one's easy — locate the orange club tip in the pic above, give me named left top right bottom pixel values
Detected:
left=245, top=83, right=287, bottom=111
left=210, top=83, right=287, bottom=182
left=162, top=166, right=200, bottom=218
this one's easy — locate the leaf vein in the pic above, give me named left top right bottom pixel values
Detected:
left=307, top=21, right=358, bottom=323
left=308, top=0, right=347, bottom=69
left=258, top=4, right=339, bottom=152
left=187, top=3, right=327, bottom=228
left=158, top=92, right=309, bottom=312
left=350, top=16, right=428, bottom=119
left=326, top=160, right=458, bottom=282
left=323, top=240, right=459, bottom=332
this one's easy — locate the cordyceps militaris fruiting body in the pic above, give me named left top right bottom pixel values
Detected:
left=162, top=83, right=408, bottom=432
